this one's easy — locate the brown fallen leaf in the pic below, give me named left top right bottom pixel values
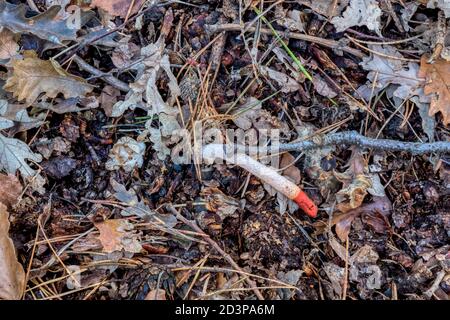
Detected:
left=419, top=55, right=450, bottom=125
left=0, top=173, right=22, bottom=208
left=0, top=28, right=18, bottom=60
left=0, top=203, right=25, bottom=300
left=145, top=288, right=166, bottom=300
left=94, top=219, right=142, bottom=253
left=4, top=51, right=93, bottom=104
left=91, top=0, right=144, bottom=18
left=100, top=85, right=121, bottom=117
left=280, top=153, right=301, bottom=184
left=332, top=196, right=392, bottom=241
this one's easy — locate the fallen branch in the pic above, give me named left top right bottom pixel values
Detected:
left=166, top=205, right=265, bottom=300
left=205, top=23, right=366, bottom=58
left=277, top=131, right=450, bottom=155
left=72, top=55, right=130, bottom=92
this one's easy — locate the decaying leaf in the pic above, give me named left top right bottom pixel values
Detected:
left=335, top=172, right=371, bottom=213
left=99, top=86, right=121, bottom=117
left=332, top=196, right=391, bottom=241
left=358, top=45, right=422, bottom=100
left=34, top=137, right=71, bottom=160
left=231, top=97, right=263, bottom=131
left=94, top=219, right=142, bottom=254
left=110, top=178, right=177, bottom=228
left=4, top=51, right=93, bottom=104
left=260, top=66, right=301, bottom=93
left=279, top=10, right=305, bottom=32
left=0, top=0, right=79, bottom=44
left=105, top=137, right=146, bottom=173
left=111, top=12, right=183, bottom=163
left=326, top=242, right=382, bottom=297
left=313, top=74, right=338, bottom=98
left=0, top=27, right=18, bottom=61
left=323, top=262, right=345, bottom=298
left=0, top=203, right=26, bottom=300
left=0, top=174, right=22, bottom=208
left=331, top=0, right=382, bottom=36
left=201, top=183, right=240, bottom=220
left=0, top=100, right=45, bottom=134
left=91, top=0, right=145, bottom=18
left=358, top=45, right=436, bottom=138
left=112, top=39, right=179, bottom=117
left=147, top=128, right=172, bottom=161
left=418, top=55, right=450, bottom=125
left=111, top=40, right=140, bottom=69
left=0, top=130, right=43, bottom=179
left=0, top=100, right=44, bottom=189
left=349, top=245, right=382, bottom=296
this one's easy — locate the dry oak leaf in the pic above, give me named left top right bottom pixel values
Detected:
left=0, top=0, right=78, bottom=44
left=94, top=219, right=142, bottom=254
left=91, top=0, right=144, bottom=18
left=0, top=203, right=26, bottom=300
left=0, top=173, right=22, bottom=208
left=419, top=55, right=450, bottom=125
left=4, top=51, right=93, bottom=104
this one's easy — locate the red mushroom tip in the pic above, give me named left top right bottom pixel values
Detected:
left=293, top=190, right=318, bottom=218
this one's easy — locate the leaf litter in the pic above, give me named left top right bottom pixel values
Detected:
left=0, top=0, right=448, bottom=301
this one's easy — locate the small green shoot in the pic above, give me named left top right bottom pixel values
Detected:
left=254, top=7, right=313, bottom=82
left=254, top=8, right=339, bottom=106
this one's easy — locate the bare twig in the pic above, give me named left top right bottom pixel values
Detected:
left=205, top=23, right=366, bottom=58
left=277, top=131, right=450, bottom=154
left=166, top=205, right=265, bottom=300
left=72, top=55, right=130, bottom=92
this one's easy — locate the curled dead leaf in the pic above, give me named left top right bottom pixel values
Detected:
left=332, top=196, right=392, bottom=241
left=105, top=137, right=146, bottom=173
left=201, top=182, right=240, bottom=220
left=335, top=149, right=371, bottom=213
left=0, top=203, right=25, bottom=300
left=419, top=55, right=450, bottom=125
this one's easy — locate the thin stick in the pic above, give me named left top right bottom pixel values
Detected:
left=346, top=35, right=419, bottom=62
left=275, top=131, right=450, bottom=155
left=166, top=205, right=265, bottom=300
left=341, top=237, right=349, bottom=300
left=72, top=55, right=130, bottom=92
left=205, top=23, right=366, bottom=58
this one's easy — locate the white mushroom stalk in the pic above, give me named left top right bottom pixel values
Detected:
left=202, top=144, right=318, bottom=218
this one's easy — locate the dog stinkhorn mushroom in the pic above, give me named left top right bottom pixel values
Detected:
left=202, top=144, right=318, bottom=218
